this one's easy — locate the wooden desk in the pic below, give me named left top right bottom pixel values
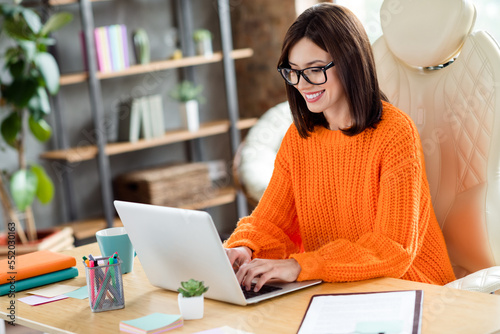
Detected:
left=2, top=243, right=500, bottom=334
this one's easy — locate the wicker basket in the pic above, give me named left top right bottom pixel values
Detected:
left=113, top=162, right=214, bottom=207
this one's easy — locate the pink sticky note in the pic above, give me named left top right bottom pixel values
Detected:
left=19, top=294, right=68, bottom=306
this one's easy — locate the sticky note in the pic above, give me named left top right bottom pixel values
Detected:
left=64, top=286, right=89, bottom=299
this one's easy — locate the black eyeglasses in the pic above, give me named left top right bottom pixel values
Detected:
left=277, top=61, right=335, bottom=85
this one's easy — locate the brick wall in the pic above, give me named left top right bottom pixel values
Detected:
left=231, top=0, right=296, bottom=118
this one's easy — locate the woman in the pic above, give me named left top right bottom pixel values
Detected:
left=225, top=3, right=456, bottom=292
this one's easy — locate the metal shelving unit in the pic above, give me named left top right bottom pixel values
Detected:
left=45, top=0, right=251, bottom=230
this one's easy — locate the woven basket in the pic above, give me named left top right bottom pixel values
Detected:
left=113, top=162, right=214, bottom=207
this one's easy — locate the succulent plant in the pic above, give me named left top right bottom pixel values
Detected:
left=177, top=279, right=209, bottom=298
left=169, top=80, right=205, bottom=103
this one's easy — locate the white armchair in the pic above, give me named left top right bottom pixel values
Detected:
left=234, top=0, right=500, bottom=294
left=373, top=0, right=500, bottom=292
left=233, top=102, right=293, bottom=206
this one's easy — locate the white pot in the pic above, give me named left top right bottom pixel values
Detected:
left=180, top=100, right=200, bottom=132
left=196, top=39, right=213, bottom=57
left=178, top=293, right=204, bottom=320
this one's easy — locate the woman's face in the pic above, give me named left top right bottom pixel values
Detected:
left=288, top=37, right=349, bottom=123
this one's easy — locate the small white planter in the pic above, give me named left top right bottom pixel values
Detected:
left=195, top=39, right=213, bottom=57
left=178, top=294, right=204, bottom=320
left=180, top=100, right=200, bottom=132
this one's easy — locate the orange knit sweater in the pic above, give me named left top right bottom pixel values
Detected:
left=225, top=101, right=456, bottom=285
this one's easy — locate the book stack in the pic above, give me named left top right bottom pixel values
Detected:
left=94, top=25, right=130, bottom=73
left=0, top=250, right=78, bottom=296
left=120, top=313, right=183, bottom=333
left=117, top=94, right=165, bottom=142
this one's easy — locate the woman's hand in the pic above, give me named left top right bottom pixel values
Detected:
left=236, top=258, right=302, bottom=292
left=225, top=246, right=253, bottom=272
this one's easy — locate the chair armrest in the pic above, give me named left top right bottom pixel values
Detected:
left=445, top=266, right=500, bottom=293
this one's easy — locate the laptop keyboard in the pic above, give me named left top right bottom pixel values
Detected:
left=241, top=284, right=283, bottom=299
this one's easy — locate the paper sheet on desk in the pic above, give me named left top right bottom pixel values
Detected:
left=297, top=290, right=423, bottom=334
left=64, top=286, right=89, bottom=299
left=19, top=295, right=68, bottom=306
left=27, top=284, right=81, bottom=298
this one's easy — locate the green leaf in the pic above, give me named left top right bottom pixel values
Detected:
left=1, top=111, right=22, bottom=148
left=7, top=59, right=25, bottom=79
left=10, top=169, right=38, bottom=211
left=21, top=8, right=41, bottom=35
left=0, top=5, right=20, bottom=16
left=31, top=164, right=54, bottom=204
left=19, top=40, right=36, bottom=63
left=2, top=77, right=38, bottom=108
left=40, top=12, right=73, bottom=36
left=170, top=81, right=204, bottom=103
left=178, top=279, right=208, bottom=297
left=35, top=52, right=60, bottom=94
left=37, top=37, right=56, bottom=46
left=193, top=29, right=212, bottom=42
left=28, top=115, right=51, bottom=142
left=3, top=16, right=34, bottom=41
left=28, top=86, right=51, bottom=117
left=4, top=47, right=21, bottom=64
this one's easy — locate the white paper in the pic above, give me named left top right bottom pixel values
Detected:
left=19, top=295, right=68, bottom=306
left=298, top=290, right=421, bottom=334
left=27, top=284, right=81, bottom=298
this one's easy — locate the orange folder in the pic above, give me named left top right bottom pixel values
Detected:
left=0, top=250, right=76, bottom=284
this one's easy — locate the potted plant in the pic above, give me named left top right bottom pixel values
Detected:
left=177, top=279, right=209, bottom=320
left=0, top=2, right=72, bottom=244
left=193, top=29, right=213, bottom=57
left=169, top=81, right=205, bottom=132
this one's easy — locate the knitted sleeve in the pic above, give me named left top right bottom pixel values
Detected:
left=224, top=127, right=301, bottom=258
left=292, top=123, right=430, bottom=282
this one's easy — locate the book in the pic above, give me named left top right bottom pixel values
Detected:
left=121, top=25, right=130, bottom=68
left=93, top=25, right=130, bottom=72
left=148, top=95, right=165, bottom=138
left=117, top=98, right=142, bottom=142
left=98, top=26, right=112, bottom=72
left=109, top=25, right=123, bottom=71
left=0, top=250, right=76, bottom=284
left=93, top=28, right=105, bottom=72
left=0, top=267, right=79, bottom=296
left=113, top=25, right=126, bottom=70
left=139, top=96, right=153, bottom=140
left=297, top=290, right=423, bottom=334
left=119, top=313, right=183, bottom=333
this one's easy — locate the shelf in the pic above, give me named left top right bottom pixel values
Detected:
left=62, top=217, right=123, bottom=241
left=60, top=48, right=254, bottom=86
left=63, top=187, right=236, bottom=240
left=178, top=187, right=236, bottom=210
left=41, top=117, right=258, bottom=162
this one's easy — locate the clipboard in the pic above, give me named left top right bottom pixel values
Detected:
left=297, top=290, right=423, bottom=334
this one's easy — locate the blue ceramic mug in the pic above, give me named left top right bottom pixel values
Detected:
left=96, top=227, right=136, bottom=274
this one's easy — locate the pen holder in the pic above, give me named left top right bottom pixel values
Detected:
left=84, top=256, right=125, bottom=312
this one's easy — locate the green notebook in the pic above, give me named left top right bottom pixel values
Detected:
left=120, top=313, right=183, bottom=333
left=0, top=267, right=78, bottom=296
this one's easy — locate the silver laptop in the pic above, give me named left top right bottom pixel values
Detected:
left=113, top=200, right=322, bottom=305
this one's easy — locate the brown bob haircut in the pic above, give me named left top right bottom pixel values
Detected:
left=278, top=3, right=388, bottom=138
